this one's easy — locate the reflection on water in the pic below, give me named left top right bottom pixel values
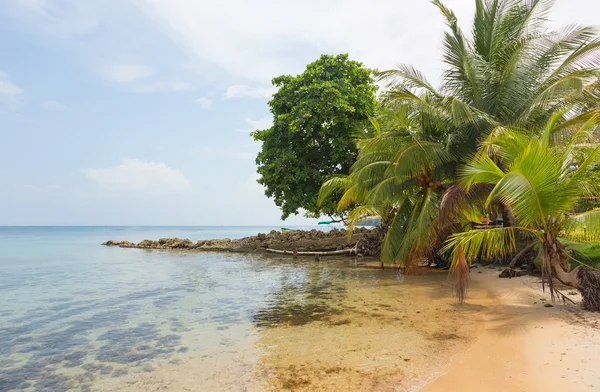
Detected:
left=253, top=266, right=347, bottom=327
left=0, top=227, right=484, bottom=391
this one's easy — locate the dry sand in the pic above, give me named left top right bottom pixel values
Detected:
left=424, top=267, right=600, bottom=392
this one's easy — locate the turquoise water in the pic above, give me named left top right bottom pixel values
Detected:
left=0, top=226, right=389, bottom=391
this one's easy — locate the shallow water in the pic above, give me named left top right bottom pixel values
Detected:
left=0, top=227, right=484, bottom=391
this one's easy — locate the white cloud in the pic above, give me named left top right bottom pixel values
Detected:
left=193, top=96, right=212, bottom=109
left=132, top=0, right=486, bottom=84
left=0, top=71, right=23, bottom=96
left=135, top=81, right=195, bottom=93
left=224, top=85, right=276, bottom=99
left=41, top=100, right=66, bottom=111
left=82, top=158, right=190, bottom=194
left=237, top=116, right=272, bottom=133
left=104, top=64, right=154, bottom=83
left=132, top=0, right=600, bottom=86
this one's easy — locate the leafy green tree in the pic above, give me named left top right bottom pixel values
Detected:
left=253, top=54, right=377, bottom=219
left=444, top=116, right=600, bottom=310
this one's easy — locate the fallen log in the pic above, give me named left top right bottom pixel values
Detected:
left=265, top=247, right=357, bottom=256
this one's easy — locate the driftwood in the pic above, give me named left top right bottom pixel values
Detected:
left=265, top=241, right=360, bottom=257
left=265, top=248, right=357, bottom=256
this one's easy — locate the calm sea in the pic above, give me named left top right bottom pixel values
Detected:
left=0, top=226, right=401, bottom=391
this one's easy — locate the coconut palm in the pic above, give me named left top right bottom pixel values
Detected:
left=443, top=115, right=600, bottom=310
left=382, top=0, right=600, bottom=132
left=330, top=0, right=600, bottom=268
left=318, top=103, right=459, bottom=265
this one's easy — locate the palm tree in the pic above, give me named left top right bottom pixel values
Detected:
left=382, top=0, right=600, bottom=131
left=444, top=116, right=600, bottom=310
left=327, top=0, right=600, bottom=269
left=318, top=106, right=456, bottom=266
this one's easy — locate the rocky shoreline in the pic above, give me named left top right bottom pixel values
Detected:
left=102, top=228, right=381, bottom=256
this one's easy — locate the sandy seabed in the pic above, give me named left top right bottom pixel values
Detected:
left=105, top=266, right=600, bottom=392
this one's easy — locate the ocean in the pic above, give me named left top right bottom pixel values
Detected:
left=0, top=226, right=465, bottom=391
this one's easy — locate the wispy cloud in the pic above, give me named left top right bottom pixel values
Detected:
left=193, top=96, right=212, bottom=109
left=224, top=85, right=275, bottom=99
left=103, top=64, right=154, bottom=83
left=102, top=64, right=195, bottom=93
left=40, top=100, right=66, bottom=111
left=3, top=0, right=103, bottom=36
left=0, top=71, right=23, bottom=96
left=82, top=158, right=191, bottom=194
left=133, top=0, right=475, bottom=84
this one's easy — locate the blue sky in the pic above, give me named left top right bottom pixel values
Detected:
left=0, top=0, right=597, bottom=225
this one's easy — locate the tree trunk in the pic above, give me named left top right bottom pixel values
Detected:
left=499, top=202, right=516, bottom=227
left=499, top=243, right=536, bottom=278
left=544, top=241, right=600, bottom=311
left=545, top=247, right=581, bottom=288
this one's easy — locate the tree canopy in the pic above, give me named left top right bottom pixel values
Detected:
left=253, top=54, right=377, bottom=219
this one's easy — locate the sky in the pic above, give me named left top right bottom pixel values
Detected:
left=0, top=0, right=598, bottom=225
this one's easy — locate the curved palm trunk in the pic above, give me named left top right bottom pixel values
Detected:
left=544, top=244, right=580, bottom=287
left=544, top=240, right=600, bottom=311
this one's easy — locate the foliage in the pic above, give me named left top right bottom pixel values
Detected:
left=253, top=54, right=377, bottom=219
left=443, top=117, right=600, bottom=301
left=561, top=239, right=600, bottom=270
left=324, top=0, right=600, bottom=268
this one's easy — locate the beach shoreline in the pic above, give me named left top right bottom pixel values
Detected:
left=423, top=268, right=600, bottom=392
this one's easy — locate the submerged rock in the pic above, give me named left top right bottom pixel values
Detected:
left=101, top=240, right=134, bottom=247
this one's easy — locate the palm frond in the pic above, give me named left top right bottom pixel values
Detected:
left=381, top=188, right=439, bottom=266
left=459, top=153, right=505, bottom=190
left=564, top=209, right=600, bottom=241
left=377, top=65, right=442, bottom=97
left=442, top=226, right=540, bottom=268
left=318, top=175, right=349, bottom=207
left=438, top=182, right=493, bottom=232
left=345, top=205, right=382, bottom=238
left=393, top=141, right=453, bottom=179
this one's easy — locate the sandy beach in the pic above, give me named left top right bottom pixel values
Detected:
left=425, top=268, right=600, bottom=392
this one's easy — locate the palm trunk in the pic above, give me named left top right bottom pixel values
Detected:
left=543, top=240, right=600, bottom=311
left=545, top=246, right=581, bottom=288
left=508, top=242, right=536, bottom=269
left=499, top=202, right=516, bottom=227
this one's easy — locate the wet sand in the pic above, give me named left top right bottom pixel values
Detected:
left=254, top=271, right=496, bottom=391
left=109, top=264, right=600, bottom=392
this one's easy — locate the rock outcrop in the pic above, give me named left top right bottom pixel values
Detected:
left=102, top=228, right=381, bottom=256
